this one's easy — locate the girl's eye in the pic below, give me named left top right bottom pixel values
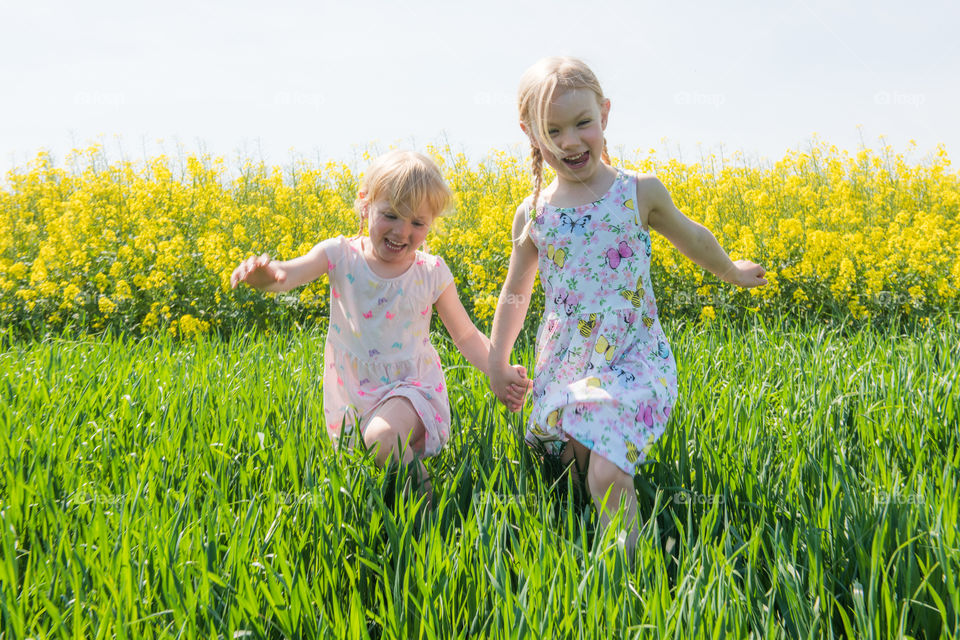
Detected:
left=383, top=213, right=397, bottom=219
left=548, top=129, right=559, bottom=137
left=578, top=120, right=591, bottom=127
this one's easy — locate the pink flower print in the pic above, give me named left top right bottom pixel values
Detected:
left=385, top=311, right=396, bottom=319
left=434, top=413, right=443, bottom=424
left=416, top=257, right=426, bottom=266
left=358, top=390, right=366, bottom=397
left=337, top=376, right=344, bottom=386
left=412, top=381, right=422, bottom=387
left=435, top=382, right=443, bottom=393
left=421, top=307, right=430, bottom=316
left=362, top=310, right=373, bottom=319
left=332, top=287, right=340, bottom=299
left=327, top=259, right=335, bottom=271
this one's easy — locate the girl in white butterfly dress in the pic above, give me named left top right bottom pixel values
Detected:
left=489, top=58, right=767, bottom=553
left=232, top=150, right=528, bottom=489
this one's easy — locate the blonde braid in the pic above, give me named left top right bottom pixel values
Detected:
left=602, top=137, right=610, bottom=165
left=531, top=144, right=544, bottom=212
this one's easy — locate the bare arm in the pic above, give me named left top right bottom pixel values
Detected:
left=641, top=175, right=767, bottom=288
left=230, top=242, right=331, bottom=293
left=435, top=281, right=528, bottom=409
left=488, top=204, right=540, bottom=408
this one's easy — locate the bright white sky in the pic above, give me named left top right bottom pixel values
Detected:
left=1, top=0, right=957, bottom=179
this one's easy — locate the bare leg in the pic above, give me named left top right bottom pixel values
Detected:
left=362, top=397, right=433, bottom=501
left=586, top=453, right=639, bottom=556
left=559, top=437, right=592, bottom=489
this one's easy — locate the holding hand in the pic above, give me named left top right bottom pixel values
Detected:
left=491, top=363, right=532, bottom=412
left=724, top=259, right=768, bottom=288
left=230, top=254, right=288, bottom=290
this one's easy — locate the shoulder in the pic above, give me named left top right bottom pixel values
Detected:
left=416, top=249, right=453, bottom=276
left=512, top=198, right=540, bottom=249
left=632, top=173, right=671, bottom=205
left=626, top=173, right=674, bottom=223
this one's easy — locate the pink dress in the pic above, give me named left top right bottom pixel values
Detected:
left=525, top=169, right=679, bottom=475
left=319, top=235, right=454, bottom=455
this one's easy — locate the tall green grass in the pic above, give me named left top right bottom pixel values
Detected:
left=1, top=316, right=957, bottom=638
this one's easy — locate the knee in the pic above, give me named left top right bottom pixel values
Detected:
left=587, top=455, right=633, bottom=499
left=362, top=398, right=423, bottom=459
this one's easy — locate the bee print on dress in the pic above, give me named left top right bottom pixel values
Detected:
left=620, top=276, right=645, bottom=307
left=626, top=441, right=642, bottom=464
left=578, top=313, right=598, bottom=337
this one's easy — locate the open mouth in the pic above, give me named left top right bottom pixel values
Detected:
left=563, top=151, right=589, bottom=169
left=384, top=238, right=406, bottom=253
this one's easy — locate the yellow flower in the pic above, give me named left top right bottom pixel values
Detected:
left=98, top=295, right=117, bottom=316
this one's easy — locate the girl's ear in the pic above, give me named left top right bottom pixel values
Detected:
left=600, top=98, right=611, bottom=130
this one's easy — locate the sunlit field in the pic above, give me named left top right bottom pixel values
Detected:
left=1, top=318, right=957, bottom=638
left=1, top=143, right=958, bottom=638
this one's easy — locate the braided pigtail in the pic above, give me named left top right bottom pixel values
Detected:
left=602, top=137, right=611, bottom=165
left=531, top=144, right=544, bottom=212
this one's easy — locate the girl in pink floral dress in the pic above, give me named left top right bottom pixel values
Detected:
left=232, top=150, right=528, bottom=494
left=489, top=58, right=767, bottom=553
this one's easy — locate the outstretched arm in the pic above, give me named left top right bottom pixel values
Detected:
left=488, top=204, right=540, bottom=410
left=435, top=282, right=528, bottom=410
left=230, top=243, right=331, bottom=293
left=642, top=175, right=767, bottom=288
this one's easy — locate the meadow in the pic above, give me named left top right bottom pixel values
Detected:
left=0, top=316, right=957, bottom=638
left=0, top=142, right=958, bottom=638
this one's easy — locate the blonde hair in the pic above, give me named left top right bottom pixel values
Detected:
left=517, top=57, right=611, bottom=210
left=354, top=150, right=452, bottom=234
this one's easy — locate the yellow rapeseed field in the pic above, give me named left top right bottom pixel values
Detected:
left=1, top=141, right=957, bottom=335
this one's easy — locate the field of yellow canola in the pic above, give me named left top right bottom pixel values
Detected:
left=1, top=141, right=957, bottom=336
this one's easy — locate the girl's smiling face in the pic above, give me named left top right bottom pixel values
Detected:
left=526, top=87, right=611, bottom=189
left=364, top=198, right=435, bottom=272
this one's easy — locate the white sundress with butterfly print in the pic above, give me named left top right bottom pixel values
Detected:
left=526, top=169, right=679, bottom=475
left=318, top=235, right=454, bottom=455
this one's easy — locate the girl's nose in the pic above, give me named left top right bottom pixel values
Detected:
left=557, top=128, right=577, bottom=150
